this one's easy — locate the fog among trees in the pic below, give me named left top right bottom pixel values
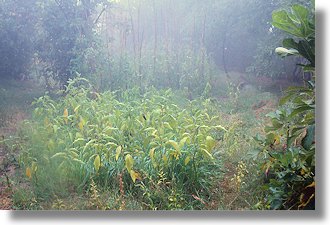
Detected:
left=0, top=0, right=315, bottom=210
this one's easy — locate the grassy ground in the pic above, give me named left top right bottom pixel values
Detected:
left=0, top=77, right=278, bottom=210
left=0, top=78, right=45, bottom=210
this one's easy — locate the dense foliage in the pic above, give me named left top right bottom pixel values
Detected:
left=18, top=77, right=225, bottom=209
left=1, top=0, right=311, bottom=89
left=256, top=3, right=315, bottom=209
left=0, top=0, right=315, bottom=211
left=0, top=0, right=37, bottom=79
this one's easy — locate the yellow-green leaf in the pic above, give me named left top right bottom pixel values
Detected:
left=149, top=141, right=159, bottom=148
left=73, top=138, right=85, bottom=146
left=106, top=142, right=118, bottom=149
left=115, top=146, right=122, bottom=161
left=152, top=129, right=158, bottom=137
left=50, top=152, right=67, bottom=159
left=94, top=155, right=101, bottom=172
left=201, top=148, right=214, bottom=160
left=72, top=158, right=85, bottom=165
left=31, top=162, right=38, bottom=172
left=213, top=125, right=228, bottom=132
left=163, top=122, right=173, bottom=130
left=184, top=156, right=191, bottom=165
left=150, top=148, right=157, bottom=167
left=44, top=117, right=50, bottom=126
left=162, top=155, right=168, bottom=165
left=149, top=148, right=155, bottom=160
left=53, top=125, right=59, bottom=133
left=74, top=105, right=81, bottom=114
left=167, top=140, right=179, bottom=151
left=47, top=139, right=55, bottom=150
left=63, top=108, right=68, bottom=124
left=70, top=150, right=79, bottom=159
left=78, top=117, right=85, bottom=131
left=83, top=139, right=96, bottom=152
left=125, top=154, right=134, bottom=172
left=168, top=115, right=178, bottom=129
left=26, top=167, right=32, bottom=179
left=129, top=170, right=141, bottom=183
left=206, top=136, right=216, bottom=152
left=179, top=137, right=188, bottom=149
left=75, top=132, right=83, bottom=139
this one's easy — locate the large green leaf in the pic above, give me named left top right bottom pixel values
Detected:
left=291, top=4, right=313, bottom=37
left=272, top=10, right=302, bottom=38
left=282, top=38, right=298, bottom=50
left=272, top=4, right=314, bottom=39
left=297, top=40, right=315, bottom=66
left=289, top=105, right=314, bottom=118
left=302, top=125, right=315, bottom=150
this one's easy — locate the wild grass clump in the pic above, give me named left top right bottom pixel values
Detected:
left=17, top=77, right=225, bottom=209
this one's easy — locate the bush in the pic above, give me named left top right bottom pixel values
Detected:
left=255, top=3, right=315, bottom=210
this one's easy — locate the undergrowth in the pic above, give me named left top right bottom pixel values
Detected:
left=14, top=77, right=228, bottom=210
left=2, top=76, right=279, bottom=210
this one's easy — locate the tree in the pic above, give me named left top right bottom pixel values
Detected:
left=205, top=0, right=311, bottom=79
left=0, top=0, right=37, bottom=79
left=35, top=0, right=111, bottom=88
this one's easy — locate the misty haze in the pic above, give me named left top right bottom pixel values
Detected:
left=0, top=0, right=315, bottom=210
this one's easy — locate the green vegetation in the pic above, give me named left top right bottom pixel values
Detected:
left=255, top=3, right=315, bottom=209
left=17, top=77, right=226, bottom=209
left=0, top=0, right=315, bottom=210
left=1, top=76, right=279, bottom=210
